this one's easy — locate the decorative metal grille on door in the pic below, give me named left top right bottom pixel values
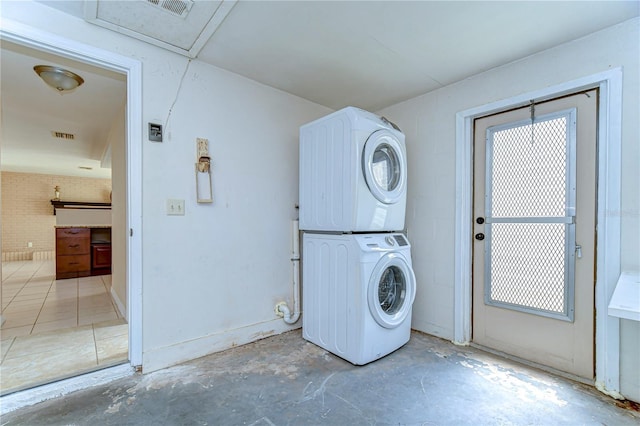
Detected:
left=484, top=110, right=577, bottom=321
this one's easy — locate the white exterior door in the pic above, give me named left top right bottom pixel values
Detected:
left=472, top=90, right=597, bottom=379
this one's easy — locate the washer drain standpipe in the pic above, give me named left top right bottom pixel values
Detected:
left=276, top=220, right=301, bottom=324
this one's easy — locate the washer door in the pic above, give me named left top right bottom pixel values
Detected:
left=368, top=253, right=416, bottom=329
left=362, top=129, right=407, bottom=204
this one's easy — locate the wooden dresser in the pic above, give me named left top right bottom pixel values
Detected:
left=55, top=226, right=111, bottom=279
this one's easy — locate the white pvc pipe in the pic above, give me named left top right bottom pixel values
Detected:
left=276, top=220, right=301, bottom=324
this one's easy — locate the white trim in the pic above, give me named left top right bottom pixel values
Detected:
left=142, top=318, right=298, bottom=373
left=0, top=19, right=144, bottom=368
left=454, top=69, right=623, bottom=397
left=111, top=285, right=126, bottom=318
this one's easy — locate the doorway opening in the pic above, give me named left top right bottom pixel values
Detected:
left=0, top=20, right=142, bottom=396
left=454, top=69, right=623, bottom=397
left=471, top=90, right=597, bottom=380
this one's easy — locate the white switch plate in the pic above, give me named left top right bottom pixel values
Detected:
left=166, top=199, right=185, bottom=216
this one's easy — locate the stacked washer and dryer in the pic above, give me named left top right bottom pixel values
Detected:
left=299, top=107, right=416, bottom=365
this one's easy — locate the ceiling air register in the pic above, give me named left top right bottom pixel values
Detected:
left=83, top=0, right=237, bottom=58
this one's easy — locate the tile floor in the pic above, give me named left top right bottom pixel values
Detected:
left=1, top=260, right=128, bottom=395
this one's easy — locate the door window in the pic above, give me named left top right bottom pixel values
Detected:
left=372, top=144, right=401, bottom=192
left=378, top=265, right=406, bottom=315
left=484, top=110, right=577, bottom=321
left=368, top=254, right=415, bottom=328
left=363, top=130, right=407, bottom=204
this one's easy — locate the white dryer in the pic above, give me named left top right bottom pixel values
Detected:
left=299, top=107, right=407, bottom=232
left=302, top=232, right=416, bottom=365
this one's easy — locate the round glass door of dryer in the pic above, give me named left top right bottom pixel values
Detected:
left=362, top=130, right=407, bottom=204
left=368, top=253, right=416, bottom=328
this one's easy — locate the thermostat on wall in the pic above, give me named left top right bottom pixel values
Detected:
left=149, top=123, right=163, bottom=142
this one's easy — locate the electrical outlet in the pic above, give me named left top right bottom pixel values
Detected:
left=166, top=199, right=185, bottom=216
left=28, top=242, right=33, bottom=248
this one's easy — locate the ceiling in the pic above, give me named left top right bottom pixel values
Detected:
left=1, top=0, right=638, bottom=179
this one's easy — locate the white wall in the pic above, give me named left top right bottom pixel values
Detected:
left=2, top=1, right=331, bottom=372
left=109, top=105, right=127, bottom=315
left=378, top=17, right=639, bottom=401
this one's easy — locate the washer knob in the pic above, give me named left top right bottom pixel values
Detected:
left=385, top=236, right=395, bottom=246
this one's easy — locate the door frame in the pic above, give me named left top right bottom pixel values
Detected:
left=0, top=19, right=143, bottom=367
left=453, top=69, right=623, bottom=398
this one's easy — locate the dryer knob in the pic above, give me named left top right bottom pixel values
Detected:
left=385, top=236, right=396, bottom=246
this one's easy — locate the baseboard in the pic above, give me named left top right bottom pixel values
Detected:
left=1, top=251, right=54, bottom=262
left=110, top=286, right=126, bottom=318
left=142, top=318, right=300, bottom=373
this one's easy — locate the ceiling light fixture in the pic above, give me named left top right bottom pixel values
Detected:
left=33, top=65, right=84, bottom=93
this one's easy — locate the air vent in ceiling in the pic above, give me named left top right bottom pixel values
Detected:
left=52, top=131, right=75, bottom=140
left=84, top=0, right=237, bottom=58
left=146, top=0, right=193, bottom=18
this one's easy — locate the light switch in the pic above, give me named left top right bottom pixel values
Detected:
left=167, top=199, right=185, bottom=215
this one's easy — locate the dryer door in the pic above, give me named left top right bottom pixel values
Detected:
left=362, top=129, right=407, bottom=204
left=368, top=253, right=416, bottom=329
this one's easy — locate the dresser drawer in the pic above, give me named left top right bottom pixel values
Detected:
left=56, top=254, right=90, bottom=273
left=56, top=228, right=90, bottom=239
left=92, top=244, right=112, bottom=269
left=56, top=237, right=90, bottom=255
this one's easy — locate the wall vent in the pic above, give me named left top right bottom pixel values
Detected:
left=52, top=131, right=75, bottom=140
left=146, top=0, right=194, bottom=18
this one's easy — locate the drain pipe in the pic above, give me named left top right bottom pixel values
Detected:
left=275, top=219, right=301, bottom=324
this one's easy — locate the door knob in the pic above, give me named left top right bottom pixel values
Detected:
left=475, top=233, right=485, bottom=241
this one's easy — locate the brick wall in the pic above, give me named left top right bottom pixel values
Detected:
left=1, top=172, right=111, bottom=256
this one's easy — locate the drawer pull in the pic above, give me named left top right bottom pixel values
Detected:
left=68, top=244, right=80, bottom=248
left=68, top=262, right=79, bottom=265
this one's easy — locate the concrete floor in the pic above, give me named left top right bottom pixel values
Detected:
left=2, top=330, right=638, bottom=425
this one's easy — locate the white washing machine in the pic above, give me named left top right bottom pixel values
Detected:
left=299, top=107, right=407, bottom=232
left=302, top=232, right=416, bottom=365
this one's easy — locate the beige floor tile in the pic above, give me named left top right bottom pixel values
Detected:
left=41, top=299, right=77, bottom=308
left=0, top=344, right=98, bottom=394
left=2, top=285, right=23, bottom=292
left=93, top=319, right=128, bottom=340
left=79, top=311, right=118, bottom=326
left=4, top=297, right=44, bottom=307
left=32, top=317, right=78, bottom=334
left=5, top=326, right=93, bottom=360
left=1, top=337, right=15, bottom=361
left=96, top=334, right=128, bottom=366
left=16, top=289, right=49, bottom=297
left=11, top=294, right=46, bottom=303
left=79, top=304, right=116, bottom=316
left=35, top=310, right=77, bottom=323
left=1, top=315, right=39, bottom=330
left=0, top=326, right=33, bottom=339
left=2, top=303, right=43, bottom=316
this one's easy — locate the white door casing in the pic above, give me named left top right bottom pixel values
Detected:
left=454, top=70, right=623, bottom=398
left=472, top=90, right=596, bottom=380
left=0, top=18, right=143, bottom=368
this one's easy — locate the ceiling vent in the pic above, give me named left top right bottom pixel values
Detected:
left=84, top=0, right=237, bottom=58
left=146, top=0, right=193, bottom=18
left=52, top=131, right=75, bottom=140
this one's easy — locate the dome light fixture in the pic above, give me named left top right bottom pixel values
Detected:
left=33, top=65, right=84, bottom=93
